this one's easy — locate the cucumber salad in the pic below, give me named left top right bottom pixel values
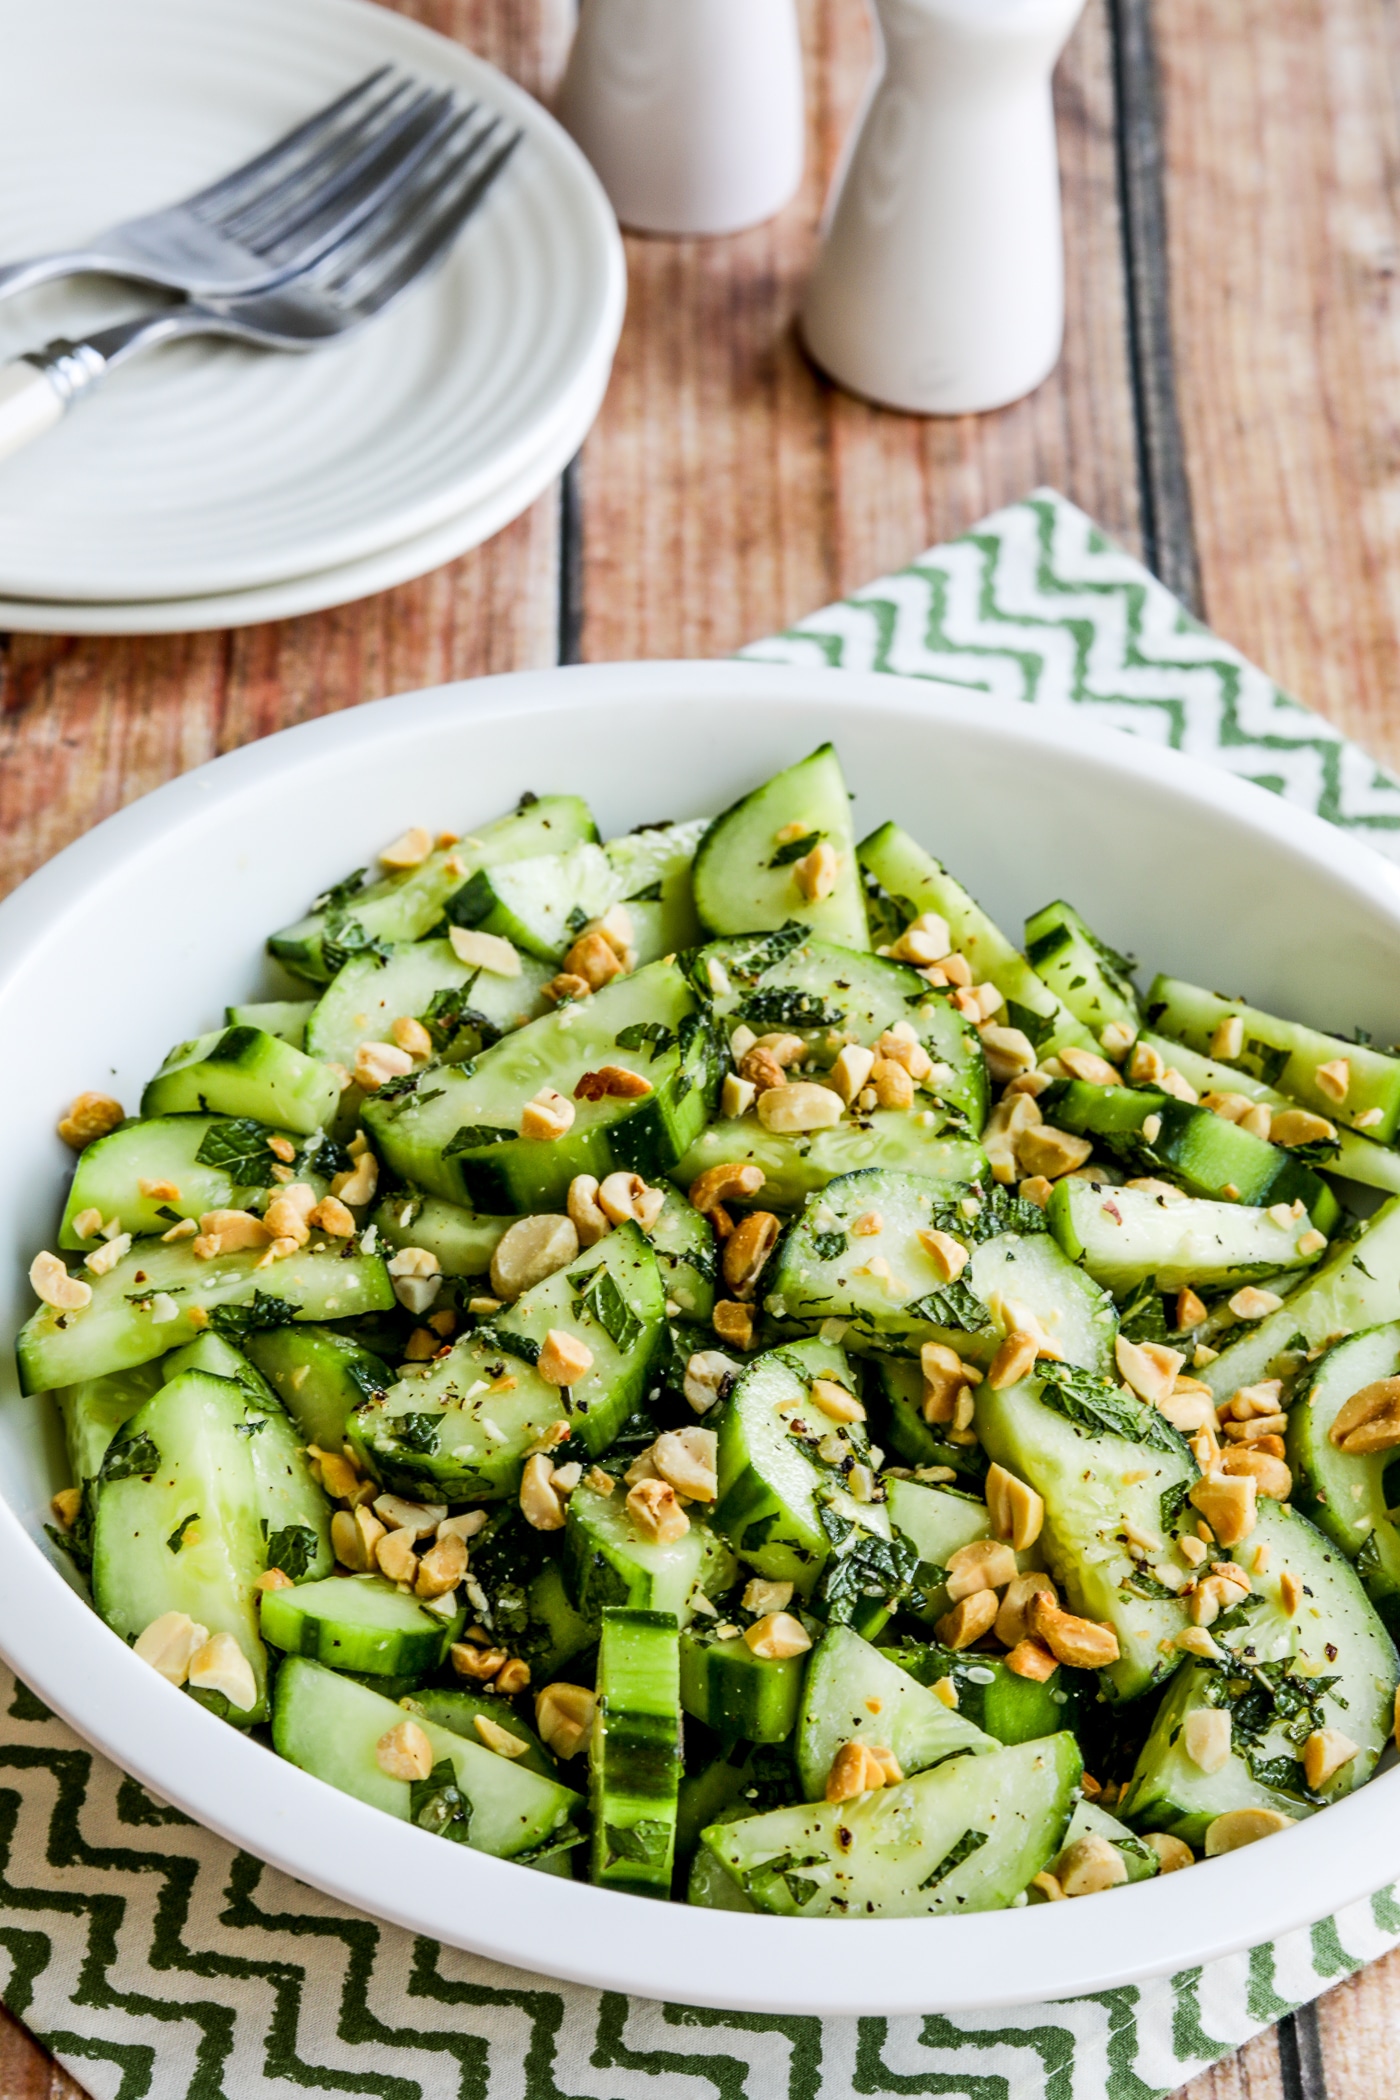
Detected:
left=21, top=743, right=1400, bottom=1917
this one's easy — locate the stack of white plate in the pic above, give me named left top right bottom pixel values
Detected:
left=0, top=0, right=625, bottom=633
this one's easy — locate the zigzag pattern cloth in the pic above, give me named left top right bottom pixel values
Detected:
left=1, top=1670, right=1396, bottom=2100
left=740, top=488, right=1400, bottom=857
left=8, top=486, right=1400, bottom=2099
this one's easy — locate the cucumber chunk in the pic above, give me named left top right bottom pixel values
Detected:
left=305, top=939, right=552, bottom=1068
left=59, top=1114, right=295, bottom=1247
left=1024, top=901, right=1140, bottom=1040
left=268, top=795, right=598, bottom=983
left=768, top=1170, right=1116, bottom=1372
left=402, top=1687, right=557, bottom=1778
left=702, top=1731, right=1081, bottom=1917
left=694, top=930, right=988, bottom=1131
left=605, top=819, right=707, bottom=961
left=884, top=1476, right=1043, bottom=1624
left=447, top=842, right=618, bottom=961
left=517, top=1559, right=598, bottom=1680
left=590, top=1608, right=682, bottom=1898
left=857, top=822, right=1093, bottom=1057
left=712, top=1338, right=891, bottom=1597
left=878, top=1641, right=1070, bottom=1745
left=349, top=1222, right=665, bottom=1498
left=1052, top=1797, right=1159, bottom=1885
left=974, top=1366, right=1198, bottom=1702
left=1129, top=1031, right=1400, bottom=1197
left=141, top=1026, right=342, bottom=1136
left=365, top=959, right=721, bottom=1214
left=163, top=1332, right=333, bottom=1582
left=371, top=1190, right=510, bottom=1278
left=260, top=1572, right=463, bottom=1676
left=1145, top=975, right=1400, bottom=1142
left=692, top=746, right=869, bottom=949
left=1048, top=1178, right=1326, bottom=1298
left=679, top=1626, right=807, bottom=1743
left=1040, top=1079, right=1340, bottom=1231
left=272, top=1656, right=583, bottom=1857
left=17, top=1239, right=394, bottom=1394
left=242, top=1324, right=390, bottom=1449
left=688, top=1842, right=761, bottom=1910
left=1200, top=1197, right=1400, bottom=1402
left=673, top=1115, right=985, bottom=1213
left=647, top=1188, right=718, bottom=1325
left=225, top=1000, right=316, bottom=1048
left=56, top=1362, right=165, bottom=1489
left=1121, top=1500, right=1398, bottom=1842
left=91, top=1370, right=271, bottom=1723
left=1286, top=1323, right=1400, bottom=1634
left=564, top=1476, right=736, bottom=1625
left=794, top=1624, right=989, bottom=1798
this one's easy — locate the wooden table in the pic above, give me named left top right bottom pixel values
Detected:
left=3, top=0, right=1399, bottom=2090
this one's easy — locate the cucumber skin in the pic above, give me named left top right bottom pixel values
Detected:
left=1046, top=1177, right=1324, bottom=1297
left=404, top=1688, right=558, bottom=1779
left=243, top=1324, right=391, bottom=1450
left=60, top=1115, right=275, bottom=1248
left=692, top=745, right=870, bottom=950
left=673, top=1117, right=986, bottom=1214
left=878, top=1644, right=1071, bottom=1747
left=563, top=1483, right=737, bottom=1627
left=1286, top=1324, right=1400, bottom=1637
left=371, top=1191, right=510, bottom=1278
left=259, top=1574, right=462, bottom=1676
left=141, top=1025, right=343, bottom=1136
left=590, top=1608, right=682, bottom=1898
left=679, top=1629, right=807, bottom=1743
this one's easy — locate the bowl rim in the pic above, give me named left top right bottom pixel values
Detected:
left=2, top=655, right=1399, bottom=2017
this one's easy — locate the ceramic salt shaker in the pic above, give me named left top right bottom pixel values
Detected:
left=801, top=0, right=1087, bottom=415
left=556, top=0, right=805, bottom=238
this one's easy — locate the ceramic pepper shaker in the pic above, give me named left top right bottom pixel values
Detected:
left=801, top=0, right=1087, bottom=414
left=556, top=0, right=805, bottom=238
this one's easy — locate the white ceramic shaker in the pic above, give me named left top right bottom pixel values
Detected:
left=801, top=0, right=1087, bottom=415
left=556, top=0, right=805, bottom=238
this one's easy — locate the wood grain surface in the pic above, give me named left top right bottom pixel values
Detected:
left=1, top=0, right=1398, bottom=2093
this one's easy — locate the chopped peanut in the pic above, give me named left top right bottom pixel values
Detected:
left=1203, top=1808, right=1295, bottom=1855
left=756, top=1082, right=844, bottom=1134
left=519, top=1453, right=567, bottom=1533
left=945, top=1538, right=1018, bottom=1600
left=30, top=1251, right=92, bottom=1311
left=935, top=1589, right=1000, bottom=1650
left=376, top=1720, right=434, bottom=1782
left=1028, top=1594, right=1120, bottom=1668
left=379, top=826, right=432, bottom=869
left=825, top=1739, right=895, bottom=1803
left=744, top=1612, right=812, bottom=1660
left=1004, top=1638, right=1059, bottom=1682
left=57, top=1092, right=124, bottom=1149
left=1302, top=1726, right=1359, bottom=1791
left=985, top=1462, right=1045, bottom=1551
left=489, top=1214, right=579, bottom=1302
left=626, top=1477, right=690, bottom=1544
left=575, top=1064, right=653, bottom=1101
left=722, top=1210, right=781, bottom=1298
left=535, top=1682, right=596, bottom=1760
left=520, top=1087, right=576, bottom=1141
left=391, top=1015, right=434, bottom=1061
left=713, top=1300, right=756, bottom=1350
left=1056, top=1835, right=1128, bottom=1896
left=448, top=926, right=522, bottom=976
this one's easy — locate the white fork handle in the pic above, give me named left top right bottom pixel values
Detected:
left=0, top=360, right=65, bottom=463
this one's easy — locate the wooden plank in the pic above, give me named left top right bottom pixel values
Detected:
left=0, top=2006, right=89, bottom=2100
left=1155, top=0, right=1400, bottom=774
left=0, top=0, right=571, bottom=906
left=578, top=0, right=1143, bottom=664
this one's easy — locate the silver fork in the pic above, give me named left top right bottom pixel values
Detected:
left=0, top=116, right=522, bottom=463
left=0, top=69, right=469, bottom=306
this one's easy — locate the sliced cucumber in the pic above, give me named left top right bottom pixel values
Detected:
left=141, top=1026, right=342, bottom=1136
left=91, top=1370, right=270, bottom=1723
left=712, top=1338, right=891, bottom=1595
left=365, top=959, right=721, bottom=1213
left=975, top=1366, right=1198, bottom=1702
left=268, top=794, right=598, bottom=983
left=702, top=1731, right=1080, bottom=1917
left=768, top=1171, right=1116, bottom=1372
left=243, top=1324, right=390, bottom=1449
left=868, top=1356, right=988, bottom=1480
left=673, top=1114, right=985, bottom=1213
left=371, top=1189, right=509, bottom=1278
left=794, top=1624, right=989, bottom=1798
left=692, top=746, right=869, bottom=949
left=56, top=1362, right=165, bottom=1488
left=272, top=1656, right=583, bottom=1858
left=447, top=842, right=618, bottom=962
left=59, top=1113, right=290, bottom=1246
left=647, top=1187, right=718, bottom=1324
left=857, top=821, right=1093, bottom=1057
left=590, top=1608, right=682, bottom=1898
left=878, top=1641, right=1071, bottom=1746
left=1145, top=975, right=1400, bottom=1142
left=694, top=931, right=988, bottom=1130
left=225, top=999, right=316, bottom=1048
left=517, top=1558, right=598, bottom=1681
left=17, top=1239, right=394, bottom=1394
left=1286, top=1323, right=1400, bottom=1634
left=1048, top=1178, right=1326, bottom=1298
left=260, top=1572, right=462, bottom=1676
left=1053, top=1797, right=1159, bottom=1885
left=605, top=818, right=707, bottom=961
left=1024, top=901, right=1139, bottom=1041
left=163, top=1332, right=333, bottom=1582
left=401, top=1688, right=557, bottom=1779
left=1200, top=1197, right=1400, bottom=1402
left=564, top=1475, right=736, bottom=1626
left=349, top=1223, right=665, bottom=1498
left=883, top=1475, right=1042, bottom=1625
left=679, top=1627, right=807, bottom=1743
left=1040, top=1079, right=1340, bottom=1231
left=687, top=1841, right=761, bottom=1911
left=305, top=939, right=552, bottom=1068
left=1130, top=1031, right=1400, bottom=1197
left=1122, top=1500, right=1398, bottom=1842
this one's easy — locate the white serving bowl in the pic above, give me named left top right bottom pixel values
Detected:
left=2, top=659, right=1399, bottom=2015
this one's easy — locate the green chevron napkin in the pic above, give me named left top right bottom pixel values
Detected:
left=5, top=486, right=1400, bottom=2100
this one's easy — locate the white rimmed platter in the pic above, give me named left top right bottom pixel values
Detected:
left=0, top=0, right=625, bottom=607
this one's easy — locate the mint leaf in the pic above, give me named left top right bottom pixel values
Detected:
left=266, top=1524, right=319, bottom=1580
left=769, top=830, right=822, bottom=868
left=443, top=1124, right=518, bottom=1156
left=166, top=1513, right=199, bottom=1554
left=904, top=1279, right=990, bottom=1333
left=918, top=1827, right=989, bottom=1892
left=208, top=1292, right=298, bottom=1343
left=410, top=1758, right=473, bottom=1842
left=1036, top=1361, right=1190, bottom=1459
left=569, top=1266, right=643, bottom=1354
left=615, top=1021, right=676, bottom=1063
left=195, top=1117, right=281, bottom=1185
left=99, top=1429, right=160, bottom=1484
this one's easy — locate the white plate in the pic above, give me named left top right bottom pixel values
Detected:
left=0, top=328, right=611, bottom=633
left=3, top=660, right=1399, bottom=2014
left=0, top=0, right=625, bottom=603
